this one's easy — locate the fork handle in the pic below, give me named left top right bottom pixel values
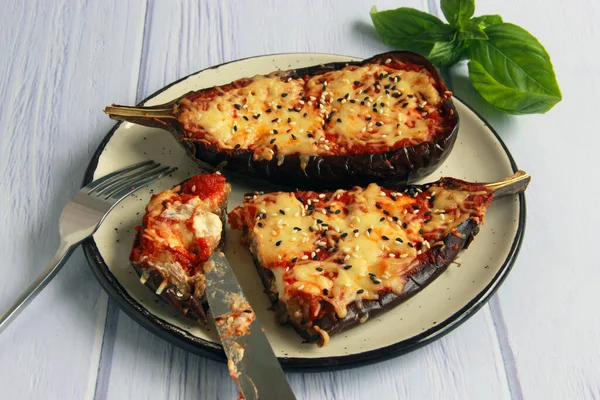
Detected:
left=0, top=240, right=76, bottom=334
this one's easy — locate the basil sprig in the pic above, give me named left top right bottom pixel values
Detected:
left=370, top=0, right=561, bottom=114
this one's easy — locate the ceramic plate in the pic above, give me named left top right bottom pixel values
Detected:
left=83, top=53, right=525, bottom=370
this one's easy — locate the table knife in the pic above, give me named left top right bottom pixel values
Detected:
left=204, top=252, right=296, bottom=400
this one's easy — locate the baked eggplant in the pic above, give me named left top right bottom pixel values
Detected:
left=130, top=173, right=231, bottom=323
left=105, top=51, right=458, bottom=189
left=228, top=171, right=530, bottom=345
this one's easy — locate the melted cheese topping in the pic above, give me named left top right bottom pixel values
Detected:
left=229, top=183, right=490, bottom=320
left=131, top=174, right=230, bottom=295
left=178, top=62, right=449, bottom=160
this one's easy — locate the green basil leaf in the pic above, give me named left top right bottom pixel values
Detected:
left=468, top=23, right=561, bottom=114
left=471, top=14, right=503, bottom=29
left=370, top=6, right=447, bottom=54
left=441, top=0, right=475, bottom=27
left=417, top=24, right=456, bottom=43
left=458, top=21, right=488, bottom=40
left=428, top=40, right=467, bottom=67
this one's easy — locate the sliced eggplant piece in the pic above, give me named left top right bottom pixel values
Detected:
left=228, top=171, right=530, bottom=345
left=130, top=173, right=231, bottom=323
left=105, top=51, right=458, bottom=189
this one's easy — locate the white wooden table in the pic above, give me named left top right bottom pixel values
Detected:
left=1, top=1, right=598, bottom=399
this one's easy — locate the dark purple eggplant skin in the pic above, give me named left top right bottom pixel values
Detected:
left=130, top=182, right=228, bottom=324
left=250, top=219, right=478, bottom=345
left=109, top=51, right=459, bottom=190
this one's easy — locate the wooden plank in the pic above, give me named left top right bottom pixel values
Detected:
left=0, top=1, right=146, bottom=399
left=434, top=1, right=600, bottom=399
left=102, top=1, right=510, bottom=399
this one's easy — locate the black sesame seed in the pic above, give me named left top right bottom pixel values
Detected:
left=243, top=116, right=249, bottom=121
left=380, top=217, right=385, bottom=222
left=396, top=237, right=403, bottom=243
left=354, top=80, right=360, bottom=85
left=316, top=267, right=323, bottom=271
left=407, top=94, right=414, bottom=98
left=273, top=145, right=278, bottom=151
left=276, top=240, right=282, bottom=246
left=253, top=114, right=261, bottom=119
left=262, top=213, right=267, bottom=219
left=292, top=257, right=298, bottom=262
left=337, top=118, right=342, bottom=123
left=323, top=288, right=329, bottom=295
left=380, top=102, right=385, bottom=107
left=243, top=309, right=253, bottom=313
left=277, top=105, right=282, bottom=109
left=366, top=117, right=372, bottom=121
left=313, top=255, right=318, bottom=260
left=340, top=232, right=348, bottom=238
left=234, top=144, right=241, bottom=149
left=257, top=222, right=263, bottom=227
left=332, top=248, right=339, bottom=253
left=291, top=134, right=297, bottom=140
left=408, top=242, right=414, bottom=248
left=376, top=204, right=383, bottom=209
left=270, top=138, right=276, bottom=144
left=234, top=104, right=242, bottom=110
left=416, top=106, right=424, bottom=111
left=390, top=195, right=397, bottom=201
left=309, top=226, right=314, bottom=232
left=419, top=229, right=424, bottom=234
left=271, top=118, right=279, bottom=123
left=375, top=122, right=383, bottom=126
left=307, top=133, right=314, bottom=138
left=279, top=209, right=285, bottom=215
left=360, top=101, right=365, bottom=106
left=412, top=205, right=420, bottom=210
left=266, top=108, right=272, bottom=113
left=367, top=228, right=372, bottom=234
left=294, top=227, right=301, bottom=231
left=350, top=99, right=356, bottom=103
left=281, top=93, right=288, bottom=97
left=353, top=229, right=359, bottom=233
left=392, top=216, right=399, bottom=221
left=273, top=129, right=278, bottom=134
left=383, top=210, right=390, bottom=216
left=316, top=219, right=323, bottom=224
left=233, top=125, right=237, bottom=131
left=307, top=204, right=315, bottom=210
left=335, top=209, right=341, bottom=214
left=343, top=265, right=352, bottom=270
left=402, top=102, right=409, bottom=108
left=303, top=113, right=308, bottom=117
left=357, top=289, right=365, bottom=294
left=430, top=195, right=436, bottom=202
left=382, top=235, right=390, bottom=241
left=402, top=222, right=408, bottom=229
left=425, top=211, right=432, bottom=216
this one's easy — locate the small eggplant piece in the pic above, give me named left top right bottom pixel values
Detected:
left=105, top=51, right=458, bottom=190
left=130, top=173, right=230, bottom=323
left=228, top=171, right=530, bottom=345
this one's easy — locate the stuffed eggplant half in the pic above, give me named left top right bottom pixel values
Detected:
left=228, top=171, right=530, bottom=345
left=130, top=173, right=231, bottom=323
left=105, top=51, right=458, bottom=189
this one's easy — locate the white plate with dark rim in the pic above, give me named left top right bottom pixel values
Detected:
left=83, top=53, right=526, bottom=370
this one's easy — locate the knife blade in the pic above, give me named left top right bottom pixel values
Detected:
left=204, top=252, right=296, bottom=400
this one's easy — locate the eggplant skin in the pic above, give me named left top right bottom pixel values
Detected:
left=130, top=182, right=228, bottom=324
left=250, top=219, right=477, bottom=345
left=118, top=51, right=458, bottom=190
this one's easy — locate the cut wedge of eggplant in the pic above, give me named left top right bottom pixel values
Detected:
left=228, top=171, right=530, bottom=345
left=105, top=51, right=458, bottom=189
left=130, top=173, right=231, bottom=323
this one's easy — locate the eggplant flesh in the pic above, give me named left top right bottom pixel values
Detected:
left=232, top=171, right=530, bottom=345
left=105, top=51, right=459, bottom=190
left=130, top=176, right=229, bottom=324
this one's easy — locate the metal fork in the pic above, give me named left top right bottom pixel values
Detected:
left=0, top=160, right=177, bottom=334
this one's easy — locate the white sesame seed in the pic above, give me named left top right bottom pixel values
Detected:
left=401, top=254, right=409, bottom=258
left=297, top=284, right=305, bottom=290
left=272, top=230, right=277, bottom=236
left=301, top=255, right=309, bottom=260
left=385, top=58, right=392, bottom=64
left=389, top=254, right=396, bottom=258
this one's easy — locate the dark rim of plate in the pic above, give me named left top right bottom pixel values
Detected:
left=82, top=53, right=526, bottom=371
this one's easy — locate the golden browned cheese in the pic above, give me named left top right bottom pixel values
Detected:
left=229, top=183, right=489, bottom=319
left=177, top=63, right=445, bottom=161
